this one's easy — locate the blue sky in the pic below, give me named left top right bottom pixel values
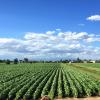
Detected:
left=0, top=0, right=100, bottom=60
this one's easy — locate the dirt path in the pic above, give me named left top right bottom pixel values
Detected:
left=55, top=97, right=100, bottom=100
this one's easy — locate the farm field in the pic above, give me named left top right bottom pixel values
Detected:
left=70, top=63, right=100, bottom=80
left=0, top=63, right=100, bottom=100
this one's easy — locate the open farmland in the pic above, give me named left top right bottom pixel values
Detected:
left=0, top=63, right=100, bottom=100
left=70, top=63, right=100, bottom=80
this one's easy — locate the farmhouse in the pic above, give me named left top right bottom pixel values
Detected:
left=90, top=60, right=96, bottom=63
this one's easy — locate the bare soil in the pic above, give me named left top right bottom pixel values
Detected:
left=55, top=97, right=100, bottom=100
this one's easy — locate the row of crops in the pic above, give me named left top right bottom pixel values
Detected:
left=0, top=63, right=100, bottom=100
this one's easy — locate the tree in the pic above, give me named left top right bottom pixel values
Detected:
left=6, top=59, right=11, bottom=64
left=24, top=58, right=29, bottom=63
left=76, top=57, right=82, bottom=63
left=19, top=60, right=23, bottom=63
left=14, top=58, right=18, bottom=64
left=0, top=59, right=3, bottom=63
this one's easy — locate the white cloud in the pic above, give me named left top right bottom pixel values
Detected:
left=46, top=31, right=55, bottom=35
left=0, top=30, right=100, bottom=60
left=55, top=29, right=61, bottom=31
left=78, top=24, right=85, bottom=26
left=87, top=15, right=100, bottom=21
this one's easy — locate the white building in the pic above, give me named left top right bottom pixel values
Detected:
left=90, top=60, right=96, bottom=63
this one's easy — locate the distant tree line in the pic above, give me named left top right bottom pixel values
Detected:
left=0, top=58, right=30, bottom=64
left=0, top=57, right=100, bottom=64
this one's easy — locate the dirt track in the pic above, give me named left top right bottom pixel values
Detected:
left=55, top=97, right=100, bottom=100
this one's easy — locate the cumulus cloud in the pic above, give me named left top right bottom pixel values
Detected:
left=87, top=15, right=100, bottom=21
left=0, top=30, right=100, bottom=60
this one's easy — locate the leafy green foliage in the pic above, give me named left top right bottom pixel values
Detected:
left=0, top=63, right=100, bottom=100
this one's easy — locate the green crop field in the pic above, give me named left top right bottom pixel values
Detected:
left=0, top=63, right=100, bottom=100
